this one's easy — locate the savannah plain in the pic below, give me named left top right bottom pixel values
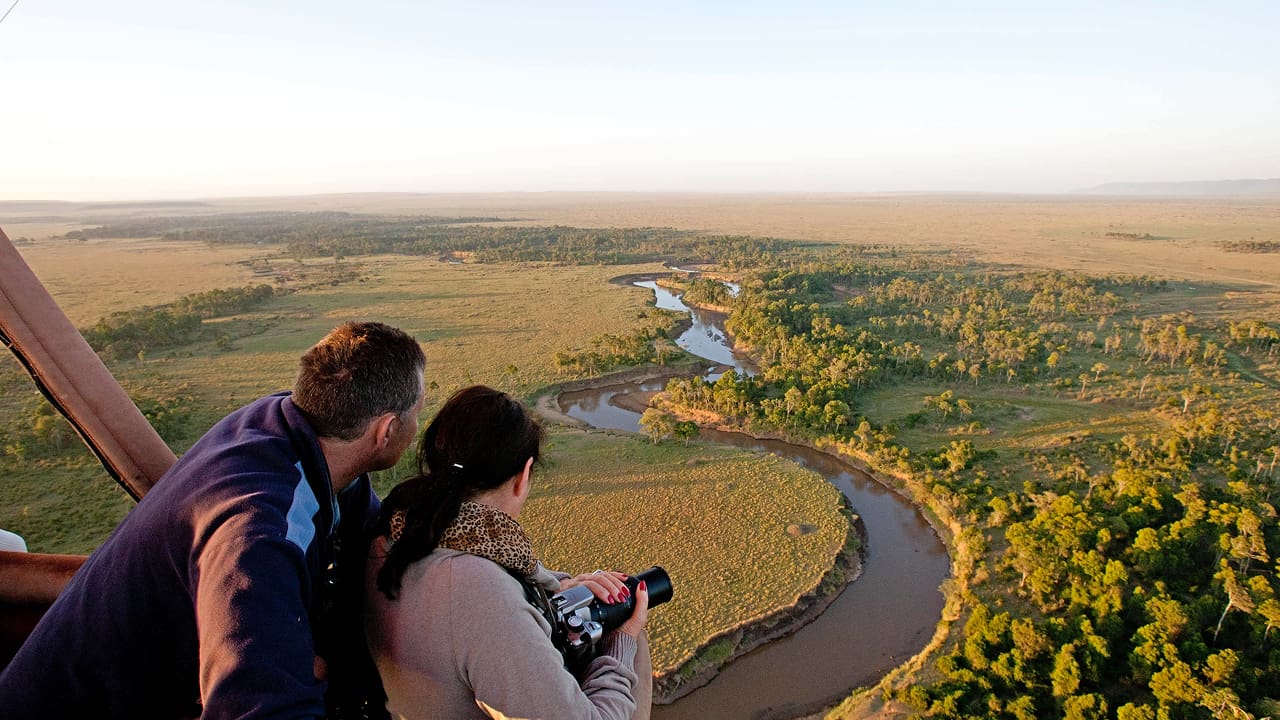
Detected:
left=2, top=192, right=1279, bottom=717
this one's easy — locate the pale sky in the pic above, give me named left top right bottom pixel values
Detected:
left=1, top=1, right=1276, bottom=200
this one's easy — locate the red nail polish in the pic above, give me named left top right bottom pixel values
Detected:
left=638, top=580, right=647, bottom=591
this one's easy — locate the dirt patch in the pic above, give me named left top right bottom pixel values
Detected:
left=787, top=523, right=819, bottom=536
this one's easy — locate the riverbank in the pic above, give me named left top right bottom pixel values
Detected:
left=608, top=270, right=735, bottom=314
left=814, top=441, right=968, bottom=720
left=530, top=361, right=706, bottom=428
left=543, top=275, right=951, bottom=718
left=646, top=399, right=965, bottom=720
left=532, top=367, right=866, bottom=706
left=655, top=512, right=864, bottom=706
left=655, top=277, right=734, bottom=314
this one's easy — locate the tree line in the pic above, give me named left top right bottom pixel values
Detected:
left=82, top=284, right=279, bottom=361
left=553, top=322, right=686, bottom=376
left=1219, top=240, right=1280, bottom=254
left=647, top=262, right=1280, bottom=719
left=63, top=213, right=812, bottom=270
left=62, top=212, right=503, bottom=242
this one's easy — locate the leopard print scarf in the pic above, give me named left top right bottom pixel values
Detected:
left=390, top=501, right=538, bottom=575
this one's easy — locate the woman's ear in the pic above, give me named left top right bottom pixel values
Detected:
left=513, top=456, right=534, bottom=500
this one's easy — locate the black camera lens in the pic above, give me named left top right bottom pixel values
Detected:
left=631, top=565, right=673, bottom=607
left=590, top=566, right=673, bottom=634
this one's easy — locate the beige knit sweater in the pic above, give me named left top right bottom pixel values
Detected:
left=366, top=541, right=646, bottom=720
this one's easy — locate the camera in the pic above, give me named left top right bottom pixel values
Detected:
left=547, top=566, right=673, bottom=670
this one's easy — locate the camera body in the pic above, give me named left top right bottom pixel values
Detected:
left=546, top=566, right=673, bottom=670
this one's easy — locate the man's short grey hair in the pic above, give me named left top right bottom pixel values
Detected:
left=292, top=322, right=425, bottom=441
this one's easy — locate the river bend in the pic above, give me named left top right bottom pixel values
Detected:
left=557, top=280, right=949, bottom=720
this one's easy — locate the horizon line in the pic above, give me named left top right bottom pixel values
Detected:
left=5, top=180, right=1280, bottom=206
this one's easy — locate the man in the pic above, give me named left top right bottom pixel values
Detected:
left=0, top=321, right=426, bottom=719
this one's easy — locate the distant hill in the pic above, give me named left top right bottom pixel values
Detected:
left=1080, top=178, right=1280, bottom=197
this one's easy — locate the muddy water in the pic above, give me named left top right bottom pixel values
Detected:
left=557, top=280, right=949, bottom=720
left=633, top=280, right=757, bottom=377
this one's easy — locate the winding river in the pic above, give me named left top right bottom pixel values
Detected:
left=557, top=280, right=950, bottom=720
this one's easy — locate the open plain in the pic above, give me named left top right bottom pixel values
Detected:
left=3, top=192, right=1279, bottom=718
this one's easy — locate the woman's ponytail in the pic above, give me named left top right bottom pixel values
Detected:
left=375, top=472, right=465, bottom=599
left=373, top=385, right=543, bottom=599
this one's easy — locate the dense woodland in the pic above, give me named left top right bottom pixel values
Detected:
left=64, top=213, right=803, bottom=268
left=552, top=317, right=686, bottom=376
left=678, top=276, right=738, bottom=308
left=62, top=212, right=504, bottom=242
left=650, top=264, right=1280, bottom=720
left=17, top=216, right=1280, bottom=718
left=82, top=284, right=280, bottom=360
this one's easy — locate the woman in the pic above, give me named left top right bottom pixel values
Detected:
left=365, top=386, right=652, bottom=720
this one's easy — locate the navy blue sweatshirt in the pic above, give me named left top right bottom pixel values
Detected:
left=0, top=393, right=380, bottom=719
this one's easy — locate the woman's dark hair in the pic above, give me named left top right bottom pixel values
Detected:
left=375, top=385, right=544, bottom=599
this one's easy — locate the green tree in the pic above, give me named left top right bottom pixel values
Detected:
left=639, top=408, right=676, bottom=444
left=1213, top=562, right=1256, bottom=643
left=1149, top=659, right=1203, bottom=705
left=822, top=400, right=851, bottom=432
left=1116, top=704, right=1157, bottom=720
left=31, top=405, right=69, bottom=451
left=1091, top=362, right=1108, bottom=380
left=924, top=389, right=955, bottom=422
left=941, top=440, right=977, bottom=474
left=1051, top=644, right=1081, bottom=697
left=652, top=338, right=677, bottom=365
left=674, top=420, right=699, bottom=446
left=1062, top=694, right=1108, bottom=720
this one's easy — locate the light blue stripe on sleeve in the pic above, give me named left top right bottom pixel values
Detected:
left=285, top=462, right=320, bottom=552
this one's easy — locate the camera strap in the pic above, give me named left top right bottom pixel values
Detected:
left=504, top=568, right=578, bottom=673
left=505, top=567, right=558, bottom=628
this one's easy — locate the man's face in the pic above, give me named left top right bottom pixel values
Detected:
left=371, top=375, right=426, bottom=472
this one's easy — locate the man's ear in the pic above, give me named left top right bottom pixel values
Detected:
left=371, top=413, right=398, bottom=450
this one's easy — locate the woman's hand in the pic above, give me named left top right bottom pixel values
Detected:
left=560, top=570, right=630, bottom=605
left=617, top=580, right=649, bottom=639
left=559, top=569, right=649, bottom=638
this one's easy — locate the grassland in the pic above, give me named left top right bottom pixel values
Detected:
left=127, top=192, right=1280, bottom=291
left=0, top=230, right=848, bottom=697
left=8, top=192, right=1279, bottom=293
left=855, top=382, right=1166, bottom=461
left=0, top=246, right=698, bottom=549
left=15, top=237, right=265, bottom=326
left=4, top=193, right=1280, bottom=717
left=518, top=429, right=847, bottom=677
